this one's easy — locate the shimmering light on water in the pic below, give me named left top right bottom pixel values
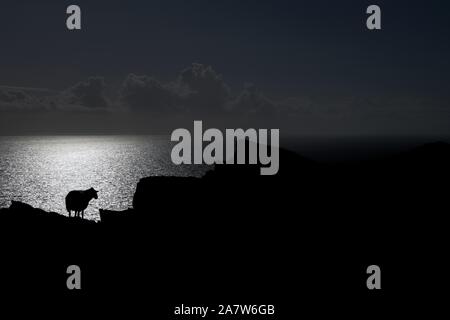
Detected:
left=0, top=136, right=208, bottom=220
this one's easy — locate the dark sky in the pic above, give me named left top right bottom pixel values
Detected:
left=1, top=0, right=449, bottom=135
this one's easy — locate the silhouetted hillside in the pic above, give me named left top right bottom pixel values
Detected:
left=0, top=200, right=95, bottom=227
left=395, top=141, right=450, bottom=171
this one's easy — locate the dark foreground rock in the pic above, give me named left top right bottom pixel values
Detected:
left=0, top=200, right=96, bottom=226
left=0, top=142, right=448, bottom=305
left=98, top=208, right=135, bottom=224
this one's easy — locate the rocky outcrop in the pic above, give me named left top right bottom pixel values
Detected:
left=133, top=176, right=202, bottom=212
left=99, top=208, right=135, bottom=224
left=0, top=200, right=96, bottom=226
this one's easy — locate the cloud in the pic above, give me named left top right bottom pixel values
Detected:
left=178, top=63, right=230, bottom=111
left=226, top=83, right=276, bottom=114
left=119, top=63, right=231, bottom=114
left=1, top=65, right=310, bottom=117
left=57, top=77, right=110, bottom=110
left=3, top=63, right=450, bottom=135
left=0, top=86, right=50, bottom=111
left=0, top=77, right=110, bottom=112
left=119, top=74, right=183, bottom=112
left=117, top=63, right=303, bottom=118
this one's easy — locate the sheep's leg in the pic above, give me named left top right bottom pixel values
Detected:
left=68, top=210, right=71, bottom=218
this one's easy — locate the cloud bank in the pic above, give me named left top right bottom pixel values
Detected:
left=1, top=63, right=450, bottom=135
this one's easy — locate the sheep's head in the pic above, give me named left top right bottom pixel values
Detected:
left=90, top=187, right=98, bottom=199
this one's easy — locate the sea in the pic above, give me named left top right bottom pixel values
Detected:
left=0, top=135, right=448, bottom=220
left=0, top=135, right=208, bottom=220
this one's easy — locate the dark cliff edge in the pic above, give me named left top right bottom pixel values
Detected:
left=0, top=201, right=96, bottom=226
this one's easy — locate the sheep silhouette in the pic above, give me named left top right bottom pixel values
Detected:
left=65, top=187, right=98, bottom=219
